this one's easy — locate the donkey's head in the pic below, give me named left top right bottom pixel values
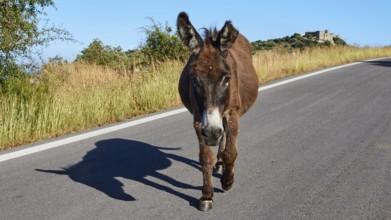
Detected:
left=177, top=12, right=239, bottom=146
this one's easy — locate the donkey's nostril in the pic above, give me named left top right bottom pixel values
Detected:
left=201, top=128, right=207, bottom=137
left=202, top=127, right=222, bottom=138
left=201, top=126, right=223, bottom=146
left=216, top=128, right=223, bottom=138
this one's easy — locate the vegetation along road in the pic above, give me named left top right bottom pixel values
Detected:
left=1, top=58, right=391, bottom=219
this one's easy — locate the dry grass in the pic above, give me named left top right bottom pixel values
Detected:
left=0, top=61, right=183, bottom=150
left=253, top=46, right=391, bottom=83
left=1, top=46, right=391, bottom=150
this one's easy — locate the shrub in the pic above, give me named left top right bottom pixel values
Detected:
left=75, top=39, right=143, bottom=74
left=333, top=36, right=347, bottom=46
left=139, top=18, right=188, bottom=62
left=76, top=19, right=188, bottom=72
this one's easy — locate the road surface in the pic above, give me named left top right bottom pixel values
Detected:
left=1, top=58, right=391, bottom=219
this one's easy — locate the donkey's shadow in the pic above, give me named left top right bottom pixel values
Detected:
left=36, top=138, right=221, bottom=207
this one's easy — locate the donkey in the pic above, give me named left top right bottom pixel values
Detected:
left=177, top=12, right=259, bottom=211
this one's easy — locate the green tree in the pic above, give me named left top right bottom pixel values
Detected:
left=76, top=39, right=109, bottom=65
left=321, top=40, right=332, bottom=47
left=139, top=18, right=188, bottom=62
left=0, top=0, right=73, bottom=85
left=333, top=36, right=347, bottom=46
left=76, top=39, right=141, bottom=73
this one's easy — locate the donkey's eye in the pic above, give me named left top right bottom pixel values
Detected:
left=223, top=75, right=231, bottom=86
left=192, top=77, right=200, bottom=87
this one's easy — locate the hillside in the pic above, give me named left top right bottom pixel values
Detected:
left=251, top=32, right=347, bottom=53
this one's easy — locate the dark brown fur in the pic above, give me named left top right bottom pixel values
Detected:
left=177, top=12, right=258, bottom=211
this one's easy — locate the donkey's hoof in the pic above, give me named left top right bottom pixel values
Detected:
left=222, top=182, right=233, bottom=191
left=221, top=178, right=233, bottom=191
left=214, top=164, right=223, bottom=175
left=199, top=199, right=213, bottom=211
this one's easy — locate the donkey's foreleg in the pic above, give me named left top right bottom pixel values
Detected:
left=221, top=113, right=239, bottom=191
left=215, top=132, right=225, bottom=175
left=199, top=145, right=216, bottom=211
left=194, top=121, right=216, bottom=211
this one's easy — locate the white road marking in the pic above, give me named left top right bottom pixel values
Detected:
left=0, top=57, right=388, bottom=162
left=0, top=108, right=187, bottom=162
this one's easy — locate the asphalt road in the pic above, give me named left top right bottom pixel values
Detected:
left=1, top=58, right=391, bottom=219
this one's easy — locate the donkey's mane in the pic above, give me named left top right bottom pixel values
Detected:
left=201, top=27, right=219, bottom=44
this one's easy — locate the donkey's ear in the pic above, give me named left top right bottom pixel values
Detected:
left=217, top=21, right=239, bottom=57
left=177, top=12, right=203, bottom=54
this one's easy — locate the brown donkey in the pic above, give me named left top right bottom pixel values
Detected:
left=177, top=12, right=259, bottom=211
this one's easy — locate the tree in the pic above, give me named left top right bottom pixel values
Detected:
left=333, top=36, right=347, bottom=46
left=139, top=18, right=188, bottom=62
left=0, top=0, right=73, bottom=84
left=76, top=39, right=108, bottom=65
left=76, top=39, right=135, bottom=71
left=76, top=18, right=187, bottom=72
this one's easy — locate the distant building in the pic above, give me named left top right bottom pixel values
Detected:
left=304, top=30, right=337, bottom=44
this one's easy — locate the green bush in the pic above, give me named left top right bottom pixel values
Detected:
left=76, top=19, right=188, bottom=71
left=333, top=36, right=347, bottom=46
left=139, top=18, right=188, bottom=62
left=75, top=39, right=147, bottom=74
left=0, top=60, right=29, bottom=94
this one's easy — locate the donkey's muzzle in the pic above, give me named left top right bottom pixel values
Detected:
left=201, top=126, right=223, bottom=146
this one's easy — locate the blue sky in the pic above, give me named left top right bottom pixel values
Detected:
left=44, top=0, right=391, bottom=61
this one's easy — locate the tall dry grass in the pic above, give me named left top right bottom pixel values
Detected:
left=1, top=61, right=183, bottom=150
left=253, top=46, right=391, bottom=83
left=1, top=46, right=391, bottom=150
